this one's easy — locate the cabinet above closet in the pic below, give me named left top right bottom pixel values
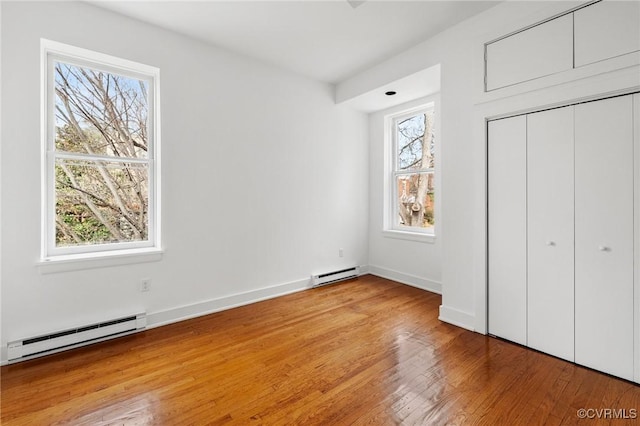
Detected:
left=574, top=1, right=640, bottom=68
left=485, top=0, right=640, bottom=92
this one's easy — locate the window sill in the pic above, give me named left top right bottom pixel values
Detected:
left=382, top=229, right=436, bottom=244
left=37, top=248, right=164, bottom=274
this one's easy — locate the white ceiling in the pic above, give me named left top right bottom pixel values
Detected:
left=92, top=0, right=499, bottom=84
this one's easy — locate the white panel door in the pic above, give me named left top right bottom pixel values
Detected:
left=488, top=116, right=527, bottom=345
left=486, top=14, right=573, bottom=91
left=575, top=95, right=634, bottom=381
left=527, top=106, right=575, bottom=362
left=574, top=0, right=640, bottom=68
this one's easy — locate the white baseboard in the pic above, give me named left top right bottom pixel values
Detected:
left=438, top=305, right=475, bottom=331
left=149, top=264, right=375, bottom=329
left=147, top=278, right=311, bottom=329
left=368, top=265, right=441, bottom=294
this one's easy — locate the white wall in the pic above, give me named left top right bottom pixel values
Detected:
left=341, top=0, right=639, bottom=332
left=367, top=96, right=442, bottom=293
left=0, top=1, right=369, bottom=363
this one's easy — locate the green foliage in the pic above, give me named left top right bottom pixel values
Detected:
left=56, top=202, right=111, bottom=245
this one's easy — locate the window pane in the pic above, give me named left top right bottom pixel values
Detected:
left=396, top=172, right=435, bottom=230
left=397, top=111, right=435, bottom=171
left=54, top=62, right=149, bottom=159
left=55, top=159, right=149, bottom=247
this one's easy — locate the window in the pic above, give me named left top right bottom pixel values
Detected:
left=386, top=103, right=436, bottom=239
left=42, top=40, right=160, bottom=260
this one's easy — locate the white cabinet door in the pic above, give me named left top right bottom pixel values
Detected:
left=574, top=1, right=640, bottom=68
left=488, top=116, right=527, bottom=345
left=575, top=95, right=634, bottom=381
left=486, top=14, right=573, bottom=91
left=527, top=106, right=575, bottom=362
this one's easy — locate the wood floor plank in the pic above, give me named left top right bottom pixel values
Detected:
left=2, top=275, right=640, bottom=425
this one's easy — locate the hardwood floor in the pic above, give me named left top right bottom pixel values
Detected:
left=2, top=275, right=639, bottom=425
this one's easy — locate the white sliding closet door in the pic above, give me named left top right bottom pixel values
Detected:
left=488, top=116, right=527, bottom=345
left=575, top=95, right=634, bottom=380
left=527, top=106, right=575, bottom=361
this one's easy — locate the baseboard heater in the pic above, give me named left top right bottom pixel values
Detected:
left=312, top=266, right=360, bottom=287
left=7, top=313, right=146, bottom=363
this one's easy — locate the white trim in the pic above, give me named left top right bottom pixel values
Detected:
left=40, top=39, right=161, bottom=260
left=37, top=248, right=163, bottom=274
left=40, top=41, right=50, bottom=261
left=439, top=305, right=475, bottom=331
left=368, top=265, right=441, bottom=294
left=384, top=96, right=439, bottom=238
left=390, top=103, right=436, bottom=127
left=55, top=152, right=149, bottom=164
left=147, top=278, right=311, bottom=329
left=148, top=268, right=372, bottom=329
left=381, top=229, right=435, bottom=244
left=43, top=39, right=158, bottom=78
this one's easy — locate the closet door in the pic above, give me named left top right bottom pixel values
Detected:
left=527, top=106, right=575, bottom=361
left=575, top=95, right=634, bottom=380
left=488, top=116, right=527, bottom=345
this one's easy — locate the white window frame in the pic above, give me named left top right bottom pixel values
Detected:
left=383, top=99, right=439, bottom=243
left=40, top=39, right=162, bottom=263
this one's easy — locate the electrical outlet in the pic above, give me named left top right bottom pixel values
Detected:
left=339, top=248, right=344, bottom=258
left=140, top=278, right=151, bottom=292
